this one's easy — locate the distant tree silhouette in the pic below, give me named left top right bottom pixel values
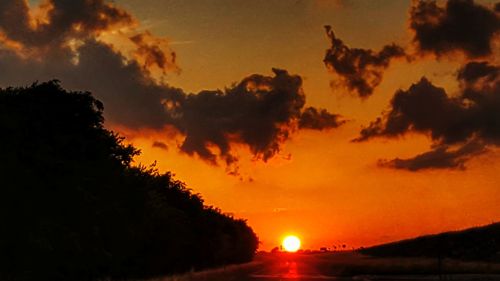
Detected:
left=0, top=81, right=258, bottom=281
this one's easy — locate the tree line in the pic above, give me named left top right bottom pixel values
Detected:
left=0, top=81, right=259, bottom=281
left=360, top=222, right=500, bottom=261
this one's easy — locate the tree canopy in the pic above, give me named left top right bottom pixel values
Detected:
left=0, top=81, right=258, bottom=281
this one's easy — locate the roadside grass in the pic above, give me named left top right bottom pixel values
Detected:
left=313, top=252, right=500, bottom=276
left=134, top=261, right=262, bottom=281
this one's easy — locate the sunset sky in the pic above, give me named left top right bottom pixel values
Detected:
left=2, top=0, right=500, bottom=250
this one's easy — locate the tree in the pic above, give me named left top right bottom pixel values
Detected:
left=0, top=81, right=258, bottom=281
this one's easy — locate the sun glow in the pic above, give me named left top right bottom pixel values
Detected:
left=282, top=235, right=301, bottom=252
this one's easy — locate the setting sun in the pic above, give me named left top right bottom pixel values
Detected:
left=282, top=235, right=301, bottom=252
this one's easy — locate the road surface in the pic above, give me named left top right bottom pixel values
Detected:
left=250, top=258, right=342, bottom=280
left=244, top=252, right=500, bottom=281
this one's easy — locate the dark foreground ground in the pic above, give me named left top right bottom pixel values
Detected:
left=152, top=252, right=500, bottom=281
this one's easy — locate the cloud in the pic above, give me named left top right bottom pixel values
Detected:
left=0, top=0, right=343, bottom=171
left=299, top=107, right=345, bottom=130
left=152, top=141, right=169, bottom=150
left=166, top=69, right=342, bottom=166
left=0, top=0, right=177, bottom=76
left=458, top=61, right=499, bottom=83
left=130, top=31, right=180, bottom=75
left=379, top=141, right=487, bottom=171
left=323, top=25, right=407, bottom=98
left=354, top=77, right=468, bottom=143
left=0, top=39, right=182, bottom=129
left=410, top=0, right=500, bottom=58
left=0, top=0, right=135, bottom=51
left=323, top=1, right=499, bottom=99
left=355, top=61, right=499, bottom=170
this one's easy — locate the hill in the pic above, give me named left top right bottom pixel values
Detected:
left=0, top=81, right=258, bottom=281
left=360, top=222, right=500, bottom=261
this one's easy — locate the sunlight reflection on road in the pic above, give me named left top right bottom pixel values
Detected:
left=250, top=257, right=340, bottom=280
left=284, top=261, right=299, bottom=279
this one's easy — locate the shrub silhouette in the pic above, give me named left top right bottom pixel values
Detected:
left=0, top=81, right=258, bottom=281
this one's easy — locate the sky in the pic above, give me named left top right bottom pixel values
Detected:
left=2, top=0, right=500, bottom=250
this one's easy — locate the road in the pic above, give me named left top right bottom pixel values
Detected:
left=250, top=258, right=341, bottom=280
left=244, top=252, right=500, bottom=281
left=248, top=253, right=361, bottom=280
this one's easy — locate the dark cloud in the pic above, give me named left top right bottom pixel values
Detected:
left=130, top=31, right=180, bottom=75
left=0, top=0, right=343, bottom=170
left=323, top=25, right=407, bottom=98
left=0, top=0, right=134, bottom=50
left=356, top=61, right=500, bottom=170
left=0, top=39, right=182, bottom=129
left=458, top=61, right=499, bottom=89
left=0, top=0, right=177, bottom=76
left=354, top=77, right=469, bottom=143
left=323, top=0, right=499, bottom=99
left=410, top=0, right=500, bottom=58
left=379, top=141, right=487, bottom=171
left=152, top=141, right=169, bottom=150
left=166, top=69, right=336, bottom=165
left=299, top=107, right=345, bottom=130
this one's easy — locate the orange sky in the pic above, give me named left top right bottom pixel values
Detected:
left=19, top=0, right=500, bottom=250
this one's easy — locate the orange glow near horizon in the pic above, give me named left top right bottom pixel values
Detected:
left=120, top=127, right=500, bottom=251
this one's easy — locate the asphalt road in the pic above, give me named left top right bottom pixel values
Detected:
left=250, top=259, right=342, bottom=280
left=249, top=253, right=359, bottom=280
left=245, top=253, right=500, bottom=281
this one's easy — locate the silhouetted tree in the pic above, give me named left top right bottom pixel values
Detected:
left=0, top=81, right=259, bottom=281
